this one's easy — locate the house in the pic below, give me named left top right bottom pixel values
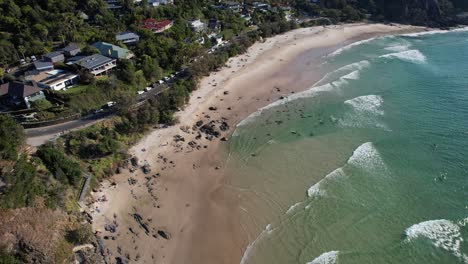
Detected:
left=76, top=54, right=117, bottom=76
left=106, top=0, right=122, bottom=9
left=63, top=44, right=81, bottom=57
left=92, top=42, right=134, bottom=60
left=43, top=51, right=65, bottom=63
left=188, top=19, right=206, bottom=32
left=139, top=19, right=174, bottom=34
left=34, top=61, right=54, bottom=71
left=208, top=19, right=222, bottom=31
left=25, top=70, right=80, bottom=91
left=252, top=2, right=270, bottom=10
left=0, top=82, right=45, bottom=108
left=147, top=0, right=173, bottom=6
left=224, top=1, right=242, bottom=13
left=116, top=32, right=140, bottom=45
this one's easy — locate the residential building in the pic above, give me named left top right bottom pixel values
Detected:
left=34, top=61, right=54, bottom=71
left=139, top=19, right=174, bottom=34
left=106, top=0, right=122, bottom=9
left=76, top=54, right=117, bottom=76
left=147, top=0, right=173, bottom=7
left=43, top=51, right=65, bottom=63
left=0, top=82, right=45, bottom=108
left=25, top=70, right=80, bottom=91
left=224, top=1, right=242, bottom=13
left=208, top=19, right=222, bottom=31
left=188, top=19, right=206, bottom=32
left=63, top=44, right=81, bottom=57
left=116, top=32, right=140, bottom=45
left=92, top=42, right=134, bottom=60
left=252, top=2, right=270, bottom=10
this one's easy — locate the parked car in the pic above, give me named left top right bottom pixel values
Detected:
left=30, top=55, right=37, bottom=62
left=19, top=59, right=26, bottom=65
left=137, top=91, right=145, bottom=95
left=158, top=80, right=164, bottom=84
left=145, top=87, right=152, bottom=92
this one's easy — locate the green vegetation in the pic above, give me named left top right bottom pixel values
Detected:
left=0, top=114, right=24, bottom=160
left=294, top=0, right=468, bottom=26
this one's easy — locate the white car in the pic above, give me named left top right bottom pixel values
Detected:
left=170, top=74, right=175, bottom=78
left=145, top=87, right=153, bottom=92
left=137, top=91, right=145, bottom=95
left=158, top=80, right=164, bottom=84
left=164, top=76, right=170, bottom=82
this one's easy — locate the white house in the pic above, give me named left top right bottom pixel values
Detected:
left=26, top=70, right=80, bottom=91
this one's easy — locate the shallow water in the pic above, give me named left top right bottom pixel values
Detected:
left=225, top=29, right=468, bottom=264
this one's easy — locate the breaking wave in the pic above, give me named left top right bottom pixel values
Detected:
left=240, top=224, right=274, bottom=264
left=328, top=37, right=378, bottom=57
left=307, top=168, right=346, bottom=198
left=307, top=142, right=385, bottom=198
left=306, top=251, right=339, bottom=264
left=347, top=142, right=386, bottom=171
left=344, top=95, right=384, bottom=116
left=404, top=219, right=468, bottom=262
left=339, top=95, right=387, bottom=130
left=385, top=44, right=411, bottom=52
left=286, top=202, right=304, bottom=214
left=400, top=27, right=468, bottom=38
left=379, top=49, right=427, bottom=64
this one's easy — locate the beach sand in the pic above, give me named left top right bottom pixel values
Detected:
left=87, top=23, right=425, bottom=264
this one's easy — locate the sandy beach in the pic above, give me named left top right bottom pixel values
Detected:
left=86, top=23, right=425, bottom=264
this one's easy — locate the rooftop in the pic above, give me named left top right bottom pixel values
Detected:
left=76, top=54, right=115, bottom=69
left=63, top=44, right=81, bottom=52
left=0, top=82, right=43, bottom=98
left=92, top=41, right=134, bottom=59
left=25, top=70, right=78, bottom=87
left=44, top=51, right=63, bottom=58
left=34, top=61, right=53, bottom=70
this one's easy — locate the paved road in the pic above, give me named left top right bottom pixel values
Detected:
left=26, top=111, right=114, bottom=146
left=25, top=84, right=172, bottom=146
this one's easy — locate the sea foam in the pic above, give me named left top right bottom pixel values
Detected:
left=400, top=27, right=468, bottom=38
left=306, top=251, right=339, bottom=264
left=307, top=168, right=346, bottom=198
left=286, top=202, right=303, bottom=214
left=339, top=95, right=387, bottom=130
left=328, top=36, right=379, bottom=57
left=344, top=95, right=384, bottom=116
left=240, top=224, right=274, bottom=264
left=379, top=50, right=427, bottom=64
left=405, top=219, right=468, bottom=262
left=347, top=142, right=386, bottom=171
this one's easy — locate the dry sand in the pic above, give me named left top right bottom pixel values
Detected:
left=87, top=23, right=425, bottom=264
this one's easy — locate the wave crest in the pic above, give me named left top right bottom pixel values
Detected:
left=379, top=50, right=427, bottom=64
left=405, top=219, right=468, bottom=262
left=306, top=251, right=339, bottom=264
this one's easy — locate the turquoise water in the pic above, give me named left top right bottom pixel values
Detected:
left=226, top=30, right=468, bottom=264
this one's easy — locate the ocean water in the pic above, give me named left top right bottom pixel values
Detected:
left=225, top=29, right=468, bottom=264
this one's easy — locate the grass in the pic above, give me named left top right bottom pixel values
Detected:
left=58, top=85, right=89, bottom=95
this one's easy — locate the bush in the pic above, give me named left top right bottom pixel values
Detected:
left=37, top=144, right=82, bottom=187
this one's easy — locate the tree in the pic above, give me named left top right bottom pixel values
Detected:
left=0, top=115, right=25, bottom=160
left=117, top=59, right=137, bottom=84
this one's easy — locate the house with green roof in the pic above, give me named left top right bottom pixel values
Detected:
left=92, top=42, right=135, bottom=60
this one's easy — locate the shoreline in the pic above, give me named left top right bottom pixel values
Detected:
left=86, top=23, right=427, bottom=264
